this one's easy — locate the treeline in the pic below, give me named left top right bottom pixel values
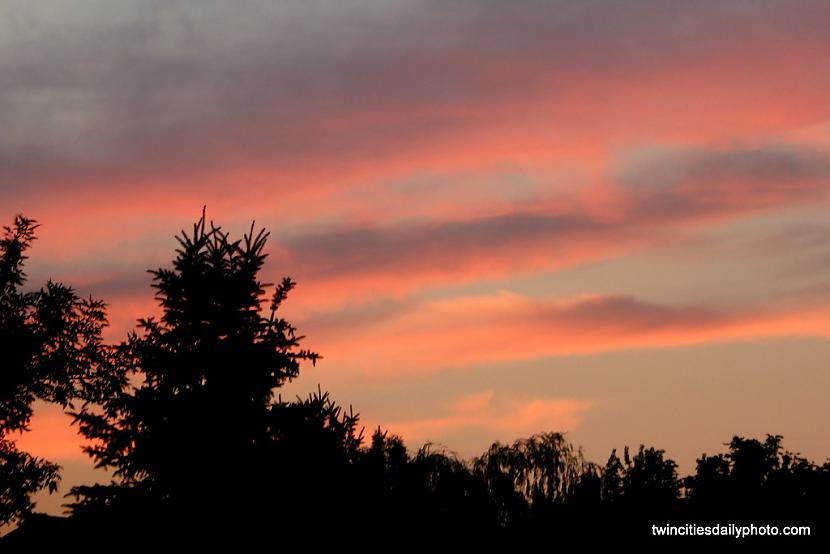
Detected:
left=1, top=214, right=827, bottom=546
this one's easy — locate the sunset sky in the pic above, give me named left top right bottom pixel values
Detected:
left=3, top=1, right=830, bottom=515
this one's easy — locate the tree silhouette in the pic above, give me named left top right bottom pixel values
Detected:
left=620, top=445, right=681, bottom=507
left=685, top=434, right=830, bottom=525
left=601, top=448, right=626, bottom=503
left=0, top=441, right=60, bottom=527
left=70, top=211, right=321, bottom=533
left=0, top=216, right=112, bottom=526
left=473, top=432, right=597, bottom=528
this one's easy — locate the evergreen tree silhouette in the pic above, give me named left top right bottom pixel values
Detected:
left=70, top=211, right=321, bottom=536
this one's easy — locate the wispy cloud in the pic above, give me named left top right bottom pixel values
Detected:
left=368, top=390, right=593, bottom=447
left=307, top=291, right=830, bottom=375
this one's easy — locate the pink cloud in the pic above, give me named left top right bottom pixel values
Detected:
left=371, top=391, right=593, bottom=447
left=308, top=292, right=830, bottom=377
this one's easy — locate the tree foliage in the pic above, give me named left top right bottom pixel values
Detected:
left=0, top=216, right=112, bottom=525
left=0, top=441, right=60, bottom=526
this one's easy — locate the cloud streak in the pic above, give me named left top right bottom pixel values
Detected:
left=374, top=390, right=593, bottom=448
left=306, top=292, right=830, bottom=375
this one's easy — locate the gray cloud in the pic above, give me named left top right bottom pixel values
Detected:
left=620, top=145, right=830, bottom=190
left=619, top=144, right=830, bottom=224
left=299, top=297, right=420, bottom=337
left=534, top=294, right=726, bottom=331
left=281, top=143, right=830, bottom=280
left=284, top=210, right=613, bottom=277
left=3, top=0, right=830, bottom=193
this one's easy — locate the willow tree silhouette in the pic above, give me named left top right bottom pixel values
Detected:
left=0, top=216, right=112, bottom=526
left=473, top=432, right=599, bottom=528
left=70, top=211, right=327, bottom=535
